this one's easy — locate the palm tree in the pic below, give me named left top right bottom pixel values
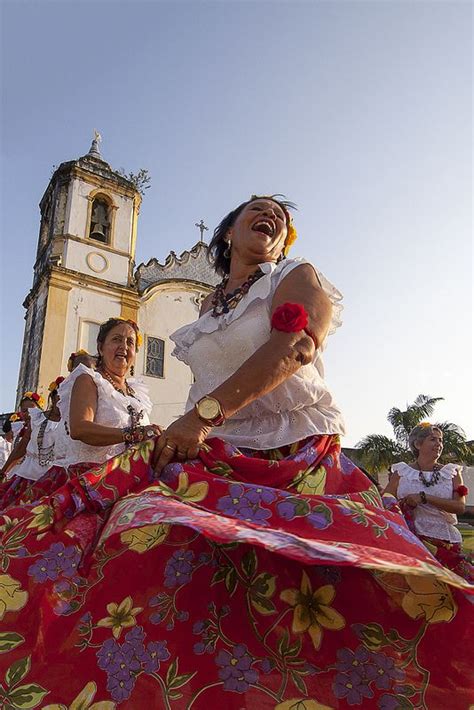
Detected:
left=356, top=394, right=473, bottom=474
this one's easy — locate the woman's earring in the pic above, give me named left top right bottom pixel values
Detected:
left=224, top=241, right=232, bottom=259
left=130, top=365, right=135, bottom=376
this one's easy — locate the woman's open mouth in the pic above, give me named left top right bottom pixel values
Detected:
left=252, top=219, right=275, bottom=237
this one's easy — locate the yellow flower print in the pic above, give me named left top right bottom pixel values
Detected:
left=27, top=504, right=54, bottom=531
left=0, top=574, right=28, bottom=619
left=97, top=596, right=143, bottom=639
left=43, top=680, right=116, bottom=709
left=275, top=700, right=333, bottom=710
left=402, top=575, right=457, bottom=623
left=294, top=465, right=326, bottom=495
left=120, top=523, right=170, bottom=553
left=280, top=571, right=345, bottom=650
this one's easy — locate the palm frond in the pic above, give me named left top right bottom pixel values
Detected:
left=434, top=421, right=471, bottom=464
left=355, top=434, right=403, bottom=474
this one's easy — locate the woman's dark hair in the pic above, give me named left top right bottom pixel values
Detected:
left=209, top=194, right=296, bottom=276
left=96, top=318, right=139, bottom=366
left=2, top=419, right=12, bottom=434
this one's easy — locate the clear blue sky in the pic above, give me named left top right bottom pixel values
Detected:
left=1, top=0, right=472, bottom=446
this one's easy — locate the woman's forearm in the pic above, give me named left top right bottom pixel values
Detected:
left=425, top=494, right=465, bottom=515
left=69, top=420, right=125, bottom=446
left=210, top=332, right=314, bottom=419
left=0, top=435, right=30, bottom=478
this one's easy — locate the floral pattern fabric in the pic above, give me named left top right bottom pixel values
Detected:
left=0, top=434, right=473, bottom=709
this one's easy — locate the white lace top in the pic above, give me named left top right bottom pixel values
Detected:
left=6, top=408, right=66, bottom=481
left=57, top=365, right=152, bottom=466
left=171, top=258, right=346, bottom=449
left=393, top=462, right=462, bottom=543
left=0, top=438, right=12, bottom=468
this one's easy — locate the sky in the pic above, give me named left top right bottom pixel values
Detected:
left=0, top=0, right=472, bottom=446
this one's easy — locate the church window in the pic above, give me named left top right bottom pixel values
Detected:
left=89, top=198, right=110, bottom=243
left=146, top=337, right=165, bottom=378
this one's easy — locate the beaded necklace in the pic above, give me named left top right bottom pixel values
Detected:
left=37, top=414, right=55, bottom=467
left=99, top=368, right=136, bottom=398
left=211, top=267, right=264, bottom=317
left=417, top=462, right=442, bottom=487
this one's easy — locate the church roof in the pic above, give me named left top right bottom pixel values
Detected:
left=135, top=241, right=219, bottom=294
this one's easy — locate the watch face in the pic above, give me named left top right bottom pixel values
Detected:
left=146, top=429, right=154, bottom=438
left=199, top=398, right=220, bottom=420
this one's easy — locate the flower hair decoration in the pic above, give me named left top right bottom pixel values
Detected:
left=67, top=349, right=91, bottom=372
left=21, top=391, right=45, bottom=409
left=114, top=318, right=143, bottom=348
left=48, top=376, right=65, bottom=392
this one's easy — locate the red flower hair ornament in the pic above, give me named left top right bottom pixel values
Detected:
left=271, top=303, right=317, bottom=348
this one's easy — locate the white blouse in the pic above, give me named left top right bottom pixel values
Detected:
left=57, top=364, right=152, bottom=466
left=393, top=462, right=462, bottom=543
left=6, top=408, right=66, bottom=481
left=170, top=258, right=345, bottom=449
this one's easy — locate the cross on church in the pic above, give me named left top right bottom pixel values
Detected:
left=195, top=219, right=209, bottom=242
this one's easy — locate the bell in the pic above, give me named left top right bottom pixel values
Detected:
left=90, top=223, right=106, bottom=241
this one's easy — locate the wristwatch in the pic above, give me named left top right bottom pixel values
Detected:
left=195, top=396, right=226, bottom=427
left=145, top=428, right=156, bottom=439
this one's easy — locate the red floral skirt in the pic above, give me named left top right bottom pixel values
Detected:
left=0, top=435, right=472, bottom=709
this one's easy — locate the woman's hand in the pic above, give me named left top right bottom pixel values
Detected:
left=400, top=493, right=423, bottom=508
left=153, top=410, right=211, bottom=474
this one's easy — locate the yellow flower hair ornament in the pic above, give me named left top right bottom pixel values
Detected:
left=67, top=349, right=91, bottom=372
left=48, top=376, right=65, bottom=392
left=10, top=413, right=21, bottom=422
left=21, top=391, right=45, bottom=409
left=418, top=422, right=432, bottom=428
left=283, top=219, right=298, bottom=256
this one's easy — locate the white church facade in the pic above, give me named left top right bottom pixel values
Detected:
left=17, top=137, right=219, bottom=426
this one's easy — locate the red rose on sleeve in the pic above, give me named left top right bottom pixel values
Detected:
left=456, top=485, right=468, bottom=497
left=271, top=302, right=309, bottom=333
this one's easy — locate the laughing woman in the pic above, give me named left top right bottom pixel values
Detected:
left=0, top=196, right=472, bottom=709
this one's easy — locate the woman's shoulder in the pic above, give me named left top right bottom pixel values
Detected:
left=391, top=461, right=416, bottom=477
left=439, top=462, right=463, bottom=478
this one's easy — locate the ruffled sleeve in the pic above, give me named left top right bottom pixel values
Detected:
left=57, top=364, right=96, bottom=423
left=170, top=257, right=344, bottom=364
left=439, top=463, right=462, bottom=480
left=391, top=462, right=417, bottom=481
left=58, top=365, right=153, bottom=422
left=28, top=407, right=46, bottom=428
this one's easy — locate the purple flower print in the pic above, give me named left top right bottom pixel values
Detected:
left=107, top=670, right=136, bottom=702
left=378, top=695, right=402, bottom=710
left=216, top=644, right=259, bottom=692
left=259, top=657, right=275, bottom=674
left=371, top=653, right=405, bottom=690
left=124, top=625, right=145, bottom=649
left=139, top=640, right=170, bottom=673
left=217, top=484, right=273, bottom=525
left=27, top=542, right=80, bottom=583
left=336, top=646, right=377, bottom=680
left=333, top=670, right=374, bottom=705
left=193, top=619, right=216, bottom=655
left=164, top=549, right=196, bottom=588
left=160, top=462, right=184, bottom=485
left=308, top=504, right=332, bottom=530
left=97, top=638, right=122, bottom=673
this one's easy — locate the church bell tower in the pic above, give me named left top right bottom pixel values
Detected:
left=17, top=134, right=142, bottom=403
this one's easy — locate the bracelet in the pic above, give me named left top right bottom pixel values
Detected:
left=419, top=490, right=427, bottom=504
left=122, top=425, right=146, bottom=448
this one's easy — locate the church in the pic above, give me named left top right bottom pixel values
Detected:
left=16, top=136, right=219, bottom=425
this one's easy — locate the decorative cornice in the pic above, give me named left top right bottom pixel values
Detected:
left=135, top=241, right=219, bottom=294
